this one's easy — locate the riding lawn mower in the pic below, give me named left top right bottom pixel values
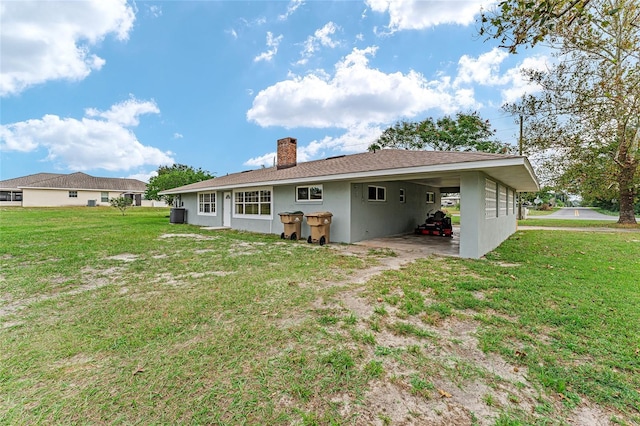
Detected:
left=415, top=210, right=453, bottom=238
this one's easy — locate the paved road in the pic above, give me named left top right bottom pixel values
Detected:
left=543, top=207, right=620, bottom=220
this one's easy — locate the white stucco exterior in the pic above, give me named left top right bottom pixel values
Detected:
left=21, top=189, right=118, bottom=207
left=459, top=172, right=518, bottom=258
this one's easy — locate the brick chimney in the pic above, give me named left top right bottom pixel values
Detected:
left=276, top=137, right=297, bottom=169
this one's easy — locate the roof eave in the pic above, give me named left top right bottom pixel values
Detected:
left=20, top=186, right=145, bottom=192
left=160, top=157, right=540, bottom=194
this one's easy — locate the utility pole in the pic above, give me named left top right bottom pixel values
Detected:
left=519, top=114, right=523, bottom=156
left=518, top=114, right=524, bottom=220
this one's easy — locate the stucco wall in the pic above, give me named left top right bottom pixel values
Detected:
left=179, top=192, right=221, bottom=227
left=179, top=182, right=353, bottom=242
left=349, top=181, right=438, bottom=242
left=459, top=171, right=517, bottom=259
left=21, top=189, right=144, bottom=207
left=22, top=189, right=105, bottom=207
left=141, top=200, right=168, bottom=207
left=179, top=181, right=441, bottom=244
left=273, top=181, right=351, bottom=242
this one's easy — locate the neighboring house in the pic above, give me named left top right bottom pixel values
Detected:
left=160, top=137, right=539, bottom=258
left=0, top=172, right=150, bottom=207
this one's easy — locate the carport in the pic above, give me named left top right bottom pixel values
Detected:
left=346, top=156, right=539, bottom=259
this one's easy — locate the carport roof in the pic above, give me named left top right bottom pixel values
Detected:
left=160, top=149, right=539, bottom=194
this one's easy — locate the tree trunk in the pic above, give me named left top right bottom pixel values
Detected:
left=617, top=162, right=638, bottom=224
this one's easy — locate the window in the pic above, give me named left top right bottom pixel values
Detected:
left=69, top=191, right=78, bottom=198
left=426, top=192, right=435, bottom=204
left=499, top=185, right=507, bottom=216
left=368, top=185, right=386, bottom=201
left=101, top=192, right=109, bottom=202
left=198, top=192, right=217, bottom=215
left=399, top=188, right=406, bottom=203
left=485, top=179, right=497, bottom=218
left=234, top=188, right=272, bottom=217
left=296, top=185, right=323, bottom=202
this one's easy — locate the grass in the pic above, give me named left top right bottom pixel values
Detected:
left=0, top=207, right=373, bottom=424
left=1, top=207, right=639, bottom=425
left=365, top=229, right=640, bottom=421
left=518, top=218, right=639, bottom=228
left=524, top=207, right=561, bottom=216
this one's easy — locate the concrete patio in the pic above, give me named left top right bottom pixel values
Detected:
left=354, top=226, right=460, bottom=257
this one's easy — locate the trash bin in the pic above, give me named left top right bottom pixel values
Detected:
left=305, top=212, right=332, bottom=245
left=170, top=207, right=186, bottom=224
left=278, top=211, right=304, bottom=240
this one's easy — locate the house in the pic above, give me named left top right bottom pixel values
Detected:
left=160, top=137, right=539, bottom=258
left=0, top=172, right=150, bottom=207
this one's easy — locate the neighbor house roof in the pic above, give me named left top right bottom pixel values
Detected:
left=160, top=149, right=539, bottom=195
left=0, top=172, right=146, bottom=192
left=0, top=173, right=66, bottom=190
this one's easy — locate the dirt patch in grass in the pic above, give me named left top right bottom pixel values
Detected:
left=359, top=381, right=479, bottom=425
left=0, top=266, right=126, bottom=319
left=436, top=317, right=528, bottom=384
left=106, top=253, right=138, bottom=262
left=300, top=244, right=573, bottom=425
left=159, top=233, right=219, bottom=241
left=569, top=403, right=619, bottom=425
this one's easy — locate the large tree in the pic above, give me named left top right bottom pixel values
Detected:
left=482, top=0, right=640, bottom=224
left=368, top=112, right=511, bottom=153
left=145, top=164, right=215, bottom=205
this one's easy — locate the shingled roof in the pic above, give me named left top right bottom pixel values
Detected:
left=161, top=149, right=539, bottom=194
left=0, top=172, right=146, bottom=192
left=0, top=173, right=65, bottom=190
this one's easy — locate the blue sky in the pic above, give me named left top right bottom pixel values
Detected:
left=0, top=0, right=548, bottom=182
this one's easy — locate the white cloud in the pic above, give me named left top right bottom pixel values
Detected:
left=245, top=45, right=550, bottom=166
left=453, top=48, right=550, bottom=104
left=298, top=22, right=341, bottom=63
left=499, top=56, right=549, bottom=104
left=244, top=152, right=277, bottom=168
left=0, top=98, right=174, bottom=172
left=227, top=28, right=238, bottom=39
left=279, top=0, right=304, bottom=21
left=314, top=22, right=341, bottom=48
left=254, top=32, right=284, bottom=62
left=127, top=171, right=158, bottom=183
left=455, top=48, right=510, bottom=86
left=85, top=96, right=160, bottom=127
left=247, top=46, right=473, bottom=129
left=0, top=0, right=135, bottom=96
left=366, top=0, right=494, bottom=32
left=244, top=124, right=384, bottom=168
left=173, top=133, right=184, bottom=139
left=305, top=124, right=385, bottom=155
left=147, top=5, right=162, bottom=18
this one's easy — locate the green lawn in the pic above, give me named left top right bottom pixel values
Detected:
left=1, top=207, right=638, bottom=425
left=519, top=218, right=639, bottom=228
